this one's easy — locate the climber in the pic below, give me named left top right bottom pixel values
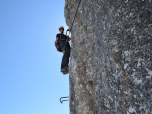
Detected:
left=56, top=26, right=71, bottom=74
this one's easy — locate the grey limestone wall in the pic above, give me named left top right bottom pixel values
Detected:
left=64, top=0, right=152, bottom=114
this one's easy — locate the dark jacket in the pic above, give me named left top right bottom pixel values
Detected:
left=56, top=33, right=70, bottom=52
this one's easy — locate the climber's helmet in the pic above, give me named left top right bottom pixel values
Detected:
left=59, top=26, right=64, bottom=31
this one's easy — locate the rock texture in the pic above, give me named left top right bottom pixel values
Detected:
left=64, top=0, right=152, bottom=114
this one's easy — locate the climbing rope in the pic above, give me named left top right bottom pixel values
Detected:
left=63, top=0, right=82, bottom=53
left=68, top=0, right=82, bottom=35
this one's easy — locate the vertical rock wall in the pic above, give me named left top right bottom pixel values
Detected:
left=64, top=0, right=152, bottom=114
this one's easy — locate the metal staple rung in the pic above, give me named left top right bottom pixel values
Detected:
left=60, top=96, right=70, bottom=104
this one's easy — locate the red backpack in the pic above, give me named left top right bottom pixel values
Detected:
left=55, top=39, right=62, bottom=52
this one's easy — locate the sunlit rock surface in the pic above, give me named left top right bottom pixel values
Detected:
left=64, top=0, right=152, bottom=114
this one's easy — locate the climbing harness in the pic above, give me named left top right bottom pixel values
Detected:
left=63, top=0, right=82, bottom=53
left=60, top=96, right=70, bottom=103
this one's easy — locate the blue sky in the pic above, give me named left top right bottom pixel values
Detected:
left=0, top=0, right=70, bottom=114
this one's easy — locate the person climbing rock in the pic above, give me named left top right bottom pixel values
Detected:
left=56, top=26, right=71, bottom=74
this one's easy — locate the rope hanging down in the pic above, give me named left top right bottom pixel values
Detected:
left=63, top=0, right=82, bottom=53
left=68, top=0, right=82, bottom=35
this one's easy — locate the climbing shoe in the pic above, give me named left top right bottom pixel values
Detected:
left=63, top=71, right=68, bottom=75
left=61, top=66, right=69, bottom=74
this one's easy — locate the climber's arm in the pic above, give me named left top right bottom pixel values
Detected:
left=68, top=37, right=71, bottom=40
left=68, top=33, right=72, bottom=41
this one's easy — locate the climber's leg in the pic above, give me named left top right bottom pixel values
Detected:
left=61, top=44, right=70, bottom=74
left=61, top=53, right=69, bottom=69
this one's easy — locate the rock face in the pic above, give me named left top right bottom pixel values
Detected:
left=64, top=0, right=152, bottom=114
